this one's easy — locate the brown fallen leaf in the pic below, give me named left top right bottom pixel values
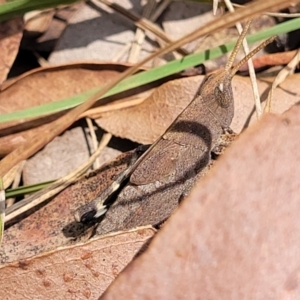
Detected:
left=96, top=73, right=300, bottom=143
left=0, top=62, right=148, bottom=120
left=238, top=50, right=299, bottom=72
left=22, top=4, right=83, bottom=52
left=0, top=226, right=155, bottom=300
left=0, top=62, right=152, bottom=155
left=101, top=103, right=300, bottom=300
left=97, top=75, right=201, bottom=144
left=0, top=149, right=142, bottom=264
left=0, top=14, right=23, bottom=83
left=24, top=9, right=55, bottom=38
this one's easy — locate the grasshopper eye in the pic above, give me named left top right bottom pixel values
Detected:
left=219, top=82, right=224, bottom=92
left=214, top=84, right=230, bottom=108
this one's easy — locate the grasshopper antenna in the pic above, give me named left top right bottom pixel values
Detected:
left=230, top=36, right=277, bottom=76
left=224, top=19, right=276, bottom=77
left=225, top=20, right=252, bottom=72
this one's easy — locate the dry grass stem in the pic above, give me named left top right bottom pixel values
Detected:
left=97, top=0, right=189, bottom=56
left=128, top=0, right=156, bottom=63
left=5, top=161, right=25, bottom=208
left=265, top=48, right=300, bottom=112
left=86, top=117, right=100, bottom=170
left=81, top=97, right=145, bottom=119
left=233, top=3, right=300, bottom=18
left=5, top=133, right=112, bottom=223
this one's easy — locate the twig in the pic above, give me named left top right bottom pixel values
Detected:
left=128, top=0, right=156, bottom=63
left=80, top=97, right=145, bottom=119
left=265, top=48, right=300, bottom=112
left=86, top=117, right=100, bottom=170
left=6, top=161, right=25, bottom=207
left=96, top=0, right=189, bottom=56
left=5, top=133, right=112, bottom=223
left=233, top=3, right=300, bottom=18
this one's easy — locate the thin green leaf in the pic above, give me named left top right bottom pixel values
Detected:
left=0, top=0, right=79, bottom=22
left=0, top=17, right=299, bottom=124
left=5, top=180, right=54, bottom=197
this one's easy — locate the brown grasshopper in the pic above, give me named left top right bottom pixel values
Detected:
left=75, top=22, right=275, bottom=234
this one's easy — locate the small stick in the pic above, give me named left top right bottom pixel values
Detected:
left=265, top=48, right=300, bottom=112
left=5, top=133, right=112, bottom=223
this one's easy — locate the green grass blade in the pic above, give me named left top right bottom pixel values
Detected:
left=0, top=17, right=299, bottom=124
left=5, top=180, right=54, bottom=197
left=0, top=0, right=79, bottom=22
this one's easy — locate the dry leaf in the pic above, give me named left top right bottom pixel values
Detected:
left=101, top=103, right=300, bottom=300
left=0, top=62, right=149, bottom=155
left=230, top=74, right=300, bottom=131
left=24, top=10, right=55, bottom=37
left=239, top=50, right=299, bottom=72
left=0, top=227, right=155, bottom=300
left=97, top=76, right=201, bottom=144
left=1, top=150, right=140, bottom=263
left=0, top=62, right=144, bottom=120
left=0, top=17, right=24, bottom=83
left=22, top=4, right=82, bottom=52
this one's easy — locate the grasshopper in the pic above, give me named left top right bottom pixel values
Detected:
left=75, top=22, right=275, bottom=233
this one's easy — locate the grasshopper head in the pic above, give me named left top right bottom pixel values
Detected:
left=198, top=70, right=234, bottom=128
